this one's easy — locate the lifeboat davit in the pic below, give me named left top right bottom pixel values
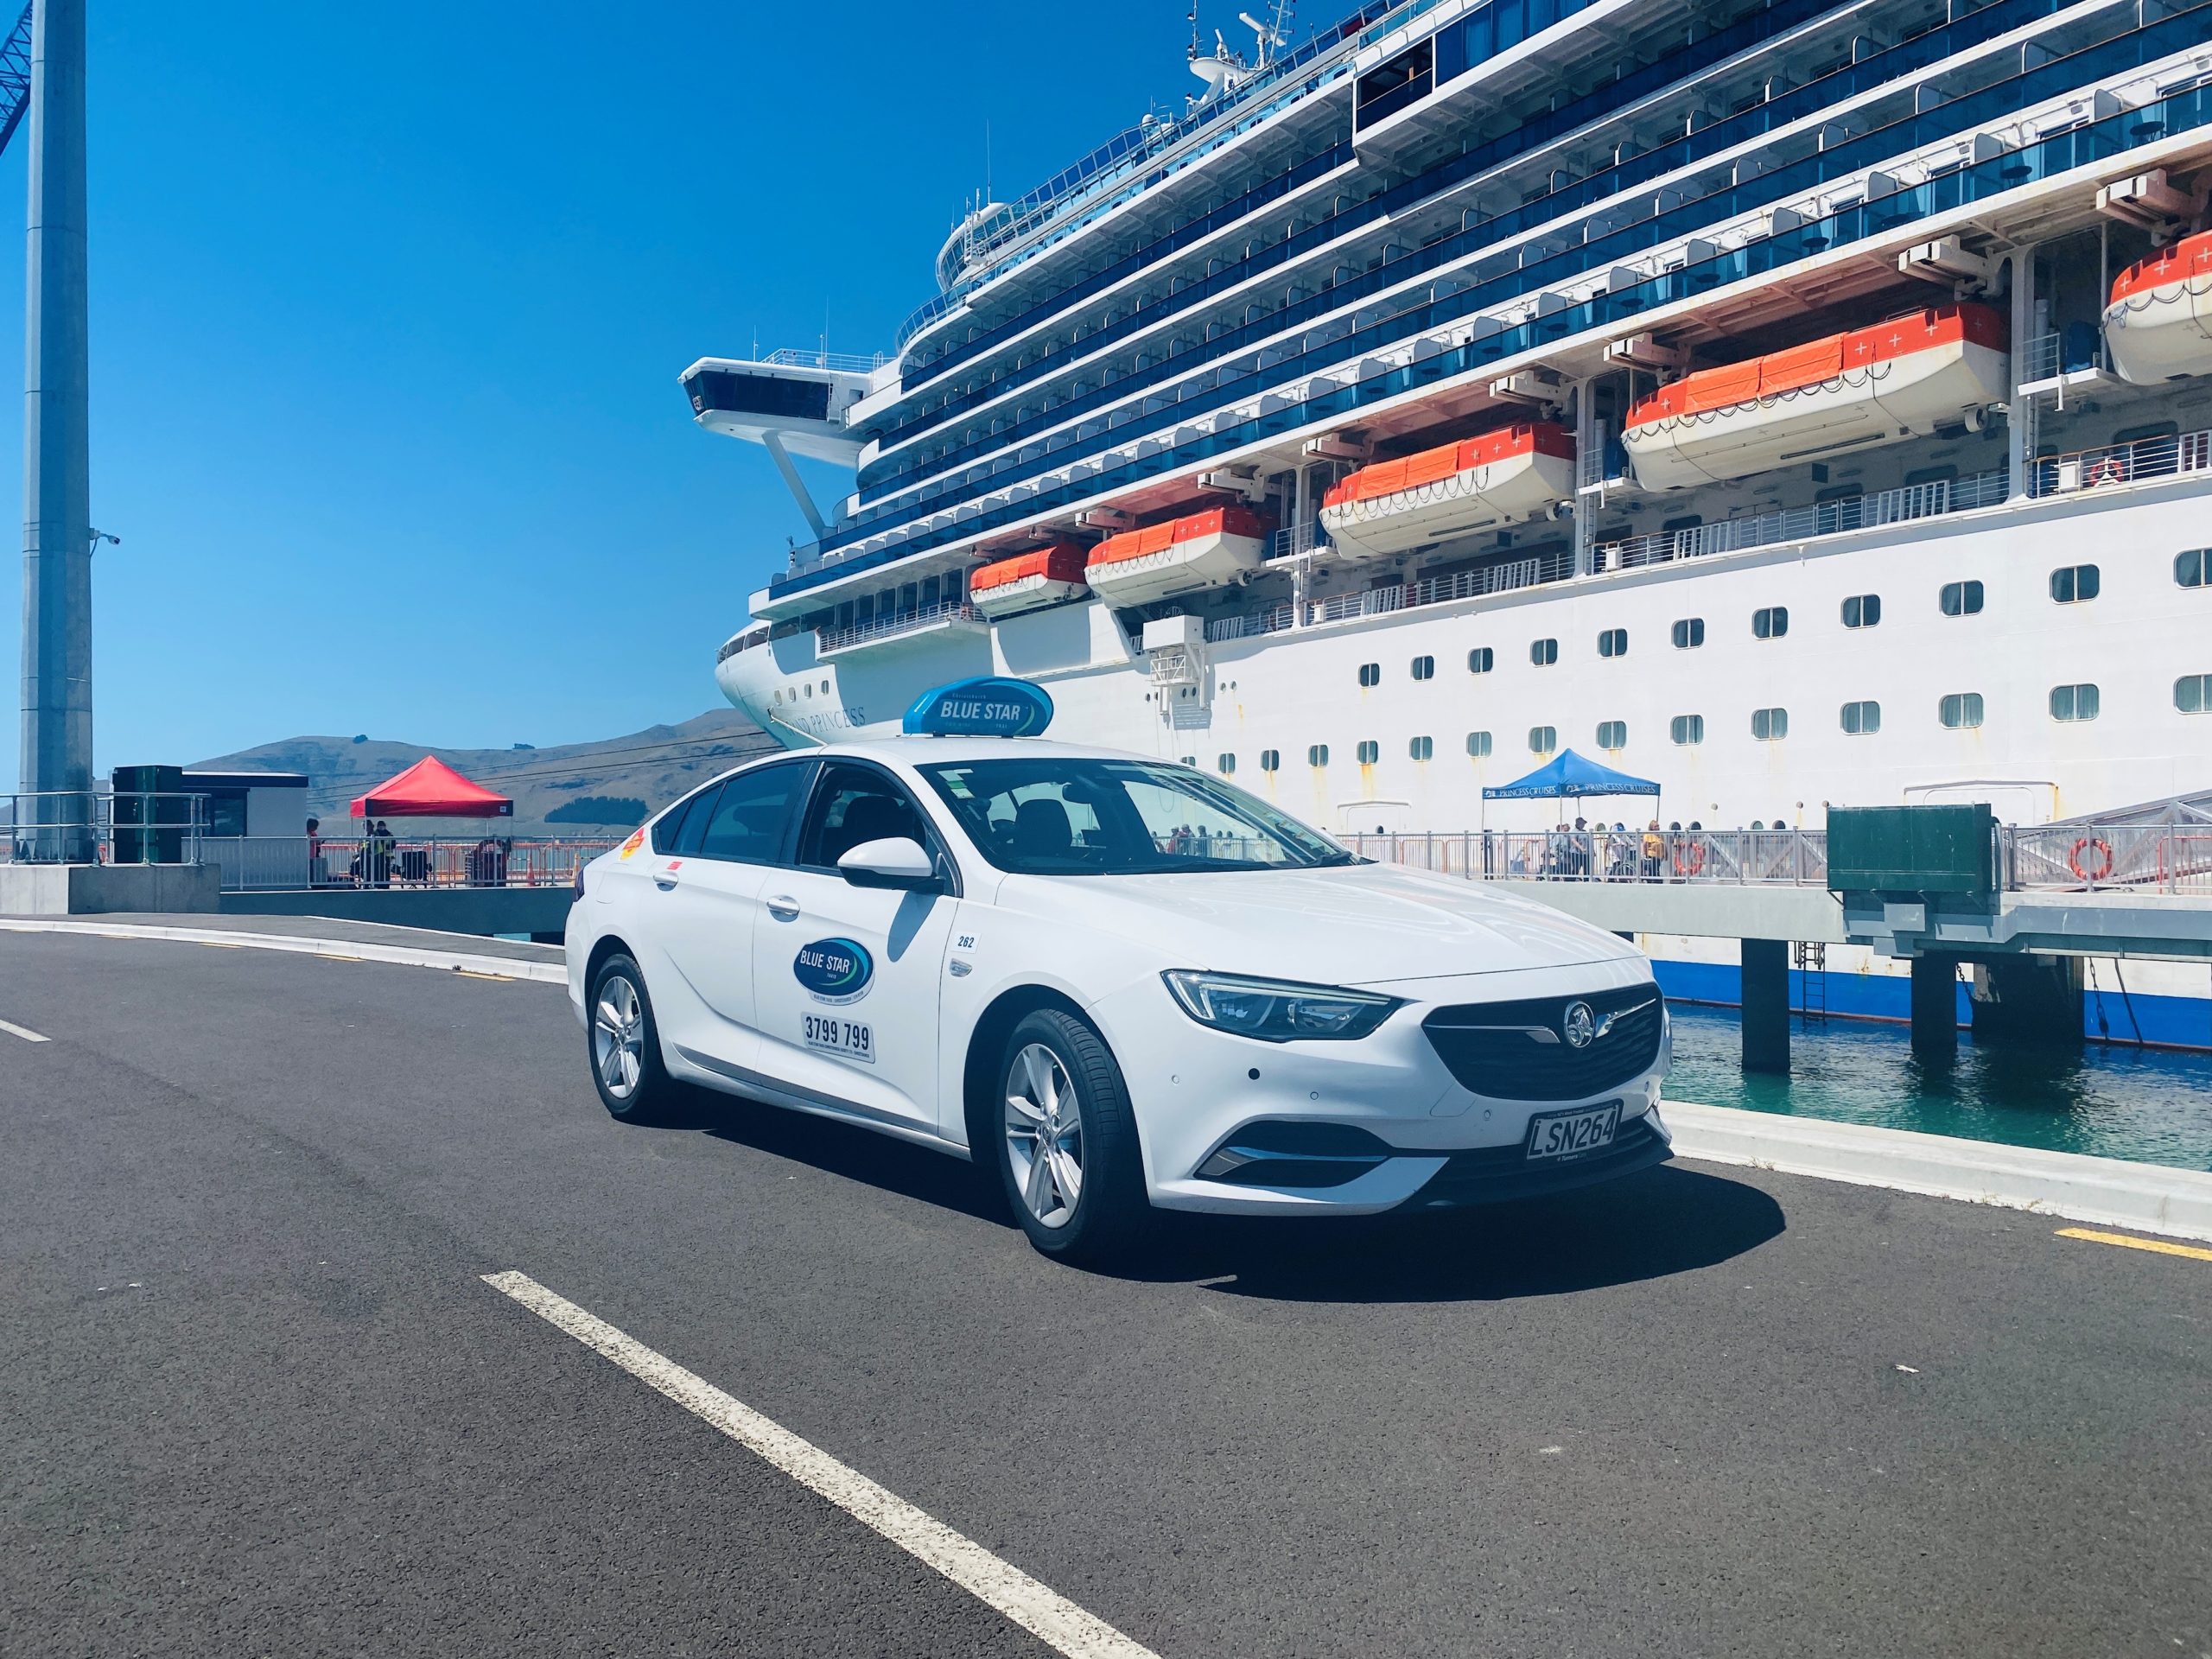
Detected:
left=1622, top=303, right=2009, bottom=492
left=1084, top=505, right=1271, bottom=606
left=969, top=542, right=1091, bottom=620
left=1319, top=423, right=1575, bottom=558
left=2104, top=230, right=2212, bottom=385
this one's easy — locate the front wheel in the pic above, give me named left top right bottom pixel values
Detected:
left=995, top=1008, right=1147, bottom=1265
left=588, top=954, right=682, bottom=1125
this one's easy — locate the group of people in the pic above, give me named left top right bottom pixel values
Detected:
left=1512, top=817, right=1715, bottom=880
left=304, top=817, right=522, bottom=888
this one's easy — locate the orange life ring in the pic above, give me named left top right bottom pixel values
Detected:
left=2086, top=455, right=2126, bottom=488
left=1672, top=840, right=1706, bottom=878
left=2069, top=836, right=2113, bottom=882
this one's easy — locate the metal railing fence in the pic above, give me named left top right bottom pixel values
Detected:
left=206, top=836, right=620, bottom=893
left=815, top=599, right=978, bottom=655
left=2029, top=427, right=2212, bottom=499
left=2, top=790, right=207, bottom=866
left=1338, top=825, right=2212, bottom=894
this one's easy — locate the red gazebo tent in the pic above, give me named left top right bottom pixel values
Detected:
left=349, top=755, right=513, bottom=818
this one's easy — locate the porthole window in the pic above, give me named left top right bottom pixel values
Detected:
left=1939, top=691, right=1986, bottom=729
left=1307, top=744, right=1330, bottom=766
left=1940, top=579, right=1985, bottom=617
left=1671, top=618, right=1705, bottom=650
left=2050, top=564, right=2100, bottom=604
left=1465, top=730, right=1493, bottom=757
left=1466, top=646, right=1495, bottom=674
left=1179, top=754, right=1196, bottom=766
left=1357, top=662, right=1381, bottom=687
left=1528, top=725, right=1556, bottom=754
left=1670, top=714, right=1705, bottom=746
left=2177, top=674, right=2212, bottom=714
left=1595, top=720, right=1627, bottom=750
left=1260, top=749, right=1281, bottom=772
left=2049, top=683, right=2100, bottom=721
left=1751, top=606, right=1789, bottom=639
left=1357, top=740, right=1380, bottom=765
left=1409, top=735, right=1433, bottom=760
left=1217, top=753, right=1236, bottom=773
left=1530, top=637, right=1559, bottom=666
left=803, top=683, right=814, bottom=698
left=1597, top=627, right=1627, bottom=658
left=1410, top=654, right=1435, bottom=681
left=1840, top=700, right=1881, bottom=735
left=2177, top=548, right=2209, bottom=588
left=1751, top=707, right=1789, bottom=741
left=1841, top=594, right=1881, bottom=629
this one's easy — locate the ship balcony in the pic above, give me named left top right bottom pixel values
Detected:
left=814, top=599, right=985, bottom=659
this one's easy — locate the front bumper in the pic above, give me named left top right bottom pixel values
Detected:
left=1088, top=962, right=1671, bottom=1216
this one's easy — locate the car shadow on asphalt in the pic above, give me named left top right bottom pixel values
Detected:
left=693, top=1089, right=1014, bottom=1228
left=690, top=1085, right=1785, bottom=1298
left=1124, top=1165, right=1788, bottom=1302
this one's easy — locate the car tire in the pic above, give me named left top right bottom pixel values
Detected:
left=993, top=1007, right=1147, bottom=1266
left=587, top=953, right=682, bottom=1126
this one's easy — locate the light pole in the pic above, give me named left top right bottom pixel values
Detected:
left=17, top=0, right=90, bottom=860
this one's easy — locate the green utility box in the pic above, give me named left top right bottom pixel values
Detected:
left=1826, top=804, right=1997, bottom=895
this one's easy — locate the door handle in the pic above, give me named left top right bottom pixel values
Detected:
left=765, top=895, right=800, bottom=921
left=654, top=874, right=680, bottom=890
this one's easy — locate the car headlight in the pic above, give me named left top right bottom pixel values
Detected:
left=1161, top=970, right=1402, bottom=1043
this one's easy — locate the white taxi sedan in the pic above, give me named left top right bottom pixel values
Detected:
left=567, top=728, right=1673, bottom=1263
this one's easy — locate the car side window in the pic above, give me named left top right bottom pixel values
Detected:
left=795, top=764, right=933, bottom=870
left=650, top=783, right=720, bottom=856
left=694, top=765, right=805, bottom=864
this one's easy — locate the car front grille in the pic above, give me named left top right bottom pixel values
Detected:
left=1421, top=984, right=1664, bottom=1102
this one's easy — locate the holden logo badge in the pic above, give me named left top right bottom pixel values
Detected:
left=1561, top=1001, right=1597, bottom=1049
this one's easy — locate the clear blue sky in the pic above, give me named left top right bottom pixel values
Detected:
left=0, top=0, right=1232, bottom=779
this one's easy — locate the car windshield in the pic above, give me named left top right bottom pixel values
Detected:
left=918, top=755, right=1358, bottom=876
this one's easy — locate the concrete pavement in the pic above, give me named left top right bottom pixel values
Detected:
left=2, top=931, right=2206, bottom=1657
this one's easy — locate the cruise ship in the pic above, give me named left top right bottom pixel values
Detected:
left=689, top=0, right=2212, bottom=1041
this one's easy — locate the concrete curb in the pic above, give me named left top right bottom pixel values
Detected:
left=0, top=918, right=569, bottom=986
left=1665, top=1099, right=2212, bottom=1243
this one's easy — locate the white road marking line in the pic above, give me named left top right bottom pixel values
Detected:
left=0, top=1017, right=49, bottom=1043
left=483, top=1270, right=1160, bottom=1659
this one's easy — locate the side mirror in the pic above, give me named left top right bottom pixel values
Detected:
left=837, top=836, right=940, bottom=893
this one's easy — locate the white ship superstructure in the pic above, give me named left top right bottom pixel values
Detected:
left=688, top=0, right=2212, bottom=1040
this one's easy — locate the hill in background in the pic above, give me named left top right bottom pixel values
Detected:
left=191, top=708, right=780, bottom=834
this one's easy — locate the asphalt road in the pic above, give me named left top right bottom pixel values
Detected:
left=2, top=930, right=2207, bottom=1658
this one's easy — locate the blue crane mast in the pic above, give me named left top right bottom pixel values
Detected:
left=0, top=4, right=32, bottom=158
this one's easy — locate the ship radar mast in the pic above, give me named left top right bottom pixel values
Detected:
left=1185, top=2, right=1292, bottom=105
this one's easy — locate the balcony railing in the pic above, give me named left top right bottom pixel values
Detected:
left=869, top=0, right=2135, bottom=477
left=815, top=599, right=979, bottom=655
left=1595, top=470, right=2008, bottom=572
left=2029, top=427, right=2212, bottom=498
left=786, top=63, right=2212, bottom=594
left=759, top=347, right=888, bottom=373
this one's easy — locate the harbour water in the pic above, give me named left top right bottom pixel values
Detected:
left=1668, top=1005, right=2212, bottom=1173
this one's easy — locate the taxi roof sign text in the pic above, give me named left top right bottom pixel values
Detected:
left=902, top=677, right=1055, bottom=738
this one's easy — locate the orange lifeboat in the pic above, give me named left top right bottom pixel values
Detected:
left=1319, top=423, right=1575, bottom=558
left=1084, top=505, right=1271, bottom=606
left=968, top=542, right=1091, bottom=620
left=1621, top=304, right=2009, bottom=491
left=2104, top=230, right=2212, bottom=385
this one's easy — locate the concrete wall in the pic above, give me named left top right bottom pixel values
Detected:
left=219, top=886, right=574, bottom=939
left=0, top=861, right=222, bottom=915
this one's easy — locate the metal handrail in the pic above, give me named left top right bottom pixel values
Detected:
left=206, top=834, right=620, bottom=893
left=1595, top=471, right=2007, bottom=571
left=815, top=599, right=979, bottom=654
left=2029, top=427, right=2212, bottom=498
left=3, top=789, right=209, bottom=866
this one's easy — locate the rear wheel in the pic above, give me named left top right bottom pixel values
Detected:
left=588, top=954, right=681, bottom=1124
left=995, top=1008, right=1147, bottom=1265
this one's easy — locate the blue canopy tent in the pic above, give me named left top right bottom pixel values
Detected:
left=1482, top=749, right=1661, bottom=802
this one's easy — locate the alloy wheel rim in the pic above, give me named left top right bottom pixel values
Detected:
left=1003, top=1042, right=1083, bottom=1229
left=594, top=975, right=645, bottom=1101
